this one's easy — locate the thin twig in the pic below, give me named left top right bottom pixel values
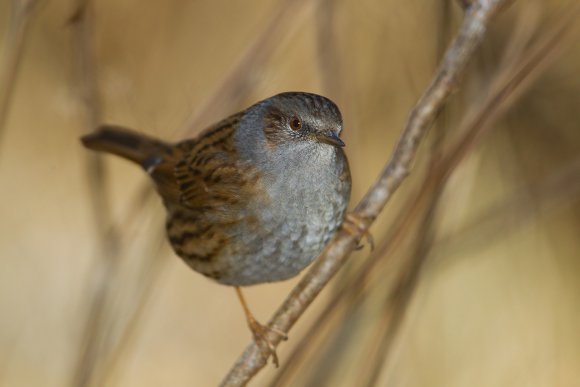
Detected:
left=315, top=0, right=342, bottom=99
left=360, top=46, right=453, bottom=381
left=98, top=231, right=169, bottom=386
left=278, top=5, right=580, bottom=385
left=69, top=1, right=123, bottom=386
left=180, top=0, right=317, bottom=137
left=348, top=0, right=578, bottom=303
left=0, top=0, right=39, bottom=153
left=266, top=4, right=579, bottom=384
left=271, top=3, right=457, bottom=384
left=361, top=173, right=445, bottom=387
left=435, top=157, right=580, bottom=257
left=220, top=1, right=507, bottom=385
left=347, top=0, right=577, bottom=346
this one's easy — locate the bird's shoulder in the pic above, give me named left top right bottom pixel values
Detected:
left=173, top=112, right=261, bottom=210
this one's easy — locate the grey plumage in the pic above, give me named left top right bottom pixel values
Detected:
left=82, top=92, right=351, bottom=286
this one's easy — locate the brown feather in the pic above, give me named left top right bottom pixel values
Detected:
left=81, top=114, right=257, bottom=276
left=81, top=125, right=173, bottom=169
left=163, top=112, right=264, bottom=274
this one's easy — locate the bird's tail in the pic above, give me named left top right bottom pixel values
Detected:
left=81, top=125, right=173, bottom=170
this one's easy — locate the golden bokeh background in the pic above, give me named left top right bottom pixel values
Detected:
left=1, top=0, right=579, bottom=386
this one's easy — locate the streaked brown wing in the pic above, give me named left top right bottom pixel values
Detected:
left=166, top=112, right=262, bottom=275
left=173, top=112, right=260, bottom=214
left=175, top=113, right=259, bottom=215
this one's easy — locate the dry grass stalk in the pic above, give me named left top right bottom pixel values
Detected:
left=0, top=0, right=39, bottom=151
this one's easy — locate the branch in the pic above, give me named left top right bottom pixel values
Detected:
left=220, top=1, right=508, bottom=385
left=281, top=6, right=580, bottom=379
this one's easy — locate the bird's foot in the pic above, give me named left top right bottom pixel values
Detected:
left=343, top=213, right=374, bottom=251
left=246, top=316, right=287, bottom=368
left=235, top=287, right=287, bottom=367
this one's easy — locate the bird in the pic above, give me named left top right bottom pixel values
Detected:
left=81, top=92, right=352, bottom=366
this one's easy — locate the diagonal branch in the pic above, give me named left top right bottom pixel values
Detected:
left=220, top=1, right=509, bottom=385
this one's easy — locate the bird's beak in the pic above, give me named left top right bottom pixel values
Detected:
left=316, top=131, right=345, bottom=147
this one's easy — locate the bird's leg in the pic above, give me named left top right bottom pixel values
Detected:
left=234, top=287, right=288, bottom=367
left=343, top=213, right=375, bottom=251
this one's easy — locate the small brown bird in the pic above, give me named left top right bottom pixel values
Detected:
left=81, top=92, right=352, bottom=365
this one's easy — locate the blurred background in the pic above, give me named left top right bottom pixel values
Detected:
left=1, top=0, right=579, bottom=386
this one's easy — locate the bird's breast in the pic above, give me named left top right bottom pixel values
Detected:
left=172, top=145, right=351, bottom=286
left=225, top=146, right=350, bottom=285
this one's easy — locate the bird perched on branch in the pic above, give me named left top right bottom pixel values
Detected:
left=81, top=92, right=352, bottom=366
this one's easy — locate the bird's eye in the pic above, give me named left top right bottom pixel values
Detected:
left=290, top=117, right=302, bottom=131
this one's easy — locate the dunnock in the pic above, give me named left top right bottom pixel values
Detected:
left=81, top=92, right=352, bottom=365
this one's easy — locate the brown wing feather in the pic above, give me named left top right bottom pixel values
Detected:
left=82, top=113, right=263, bottom=277
left=163, top=112, right=263, bottom=276
left=172, top=112, right=260, bottom=213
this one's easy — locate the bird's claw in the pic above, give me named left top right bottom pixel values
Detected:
left=343, top=213, right=374, bottom=251
left=247, top=317, right=287, bottom=367
left=235, top=287, right=287, bottom=367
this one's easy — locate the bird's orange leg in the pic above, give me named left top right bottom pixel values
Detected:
left=235, top=287, right=287, bottom=367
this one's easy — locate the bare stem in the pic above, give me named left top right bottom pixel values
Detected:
left=0, top=0, right=39, bottom=152
left=220, top=1, right=508, bottom=385
left=69, top=1, right=122, bottom=386
left=180, top=0, right=317, bottom=137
